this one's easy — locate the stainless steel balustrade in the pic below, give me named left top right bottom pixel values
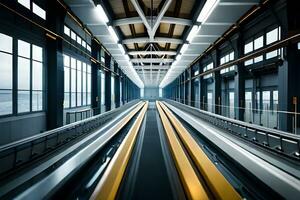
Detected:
left=165, top=99, right=300, bottom=160
left=0, top=100, right=139, bottom=175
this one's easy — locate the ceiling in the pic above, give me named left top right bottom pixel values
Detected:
left=64, top=0, right=259, bottom=88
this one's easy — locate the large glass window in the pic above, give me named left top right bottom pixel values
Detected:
left=244, top=27, right=281, bottom=66
left=203, top=62, right=213, bottom=79
left=64, top=55, right=70, bottom=108
left=254, top=36, right=263, bottom=63
left=77, top=60, right=82, bottom=107
left=0, top=35, right=44, bottom=116
left=111, top=76, right=115, bottom=103
left=0, top=33, right=13, bottom=115
left=71, top=57, right=76, bottom=107
left=229, top=92, right=235, bottom=118
left=82, top=63, right=87, bottom=106
left=266, top=27, right=281, bottom=59
left=64, top=24, right=90, bottom=52
left=207, top=92, right=213, bottom=112
left=220, top=51, right=235, bottom=74
left=18, top=40, right=31, bottom=113
left=244, top=91, right=253, bottom=122
left=17, top=40, right=44, bottom=113
left=63, top=54, right=91, bottom=109
left=32, top=45, right=43, bottom=111
left=101, top=72, right=105, bottom=105
left=87, top=65, right=91, bottom=105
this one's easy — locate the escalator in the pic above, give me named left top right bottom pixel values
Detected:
left=117, top=101, right=185, bottom=200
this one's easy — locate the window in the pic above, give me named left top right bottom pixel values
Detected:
left=77, top=60, right=82, bottom=107
left=32, top=3, right=46, bottom=20
left=64, top=55, right=70, bottom=108
left=82, top=40, right=86, bottom=49
left=244, top=38, right=263, bottom=65
left=194, top=70, right=199, bottom=76
left=87, top=65, right=91, bottom=105
left=266, top=28, right=279, bottom=45
left=64, top=25, right=70, bottom=36
left=220, top=51, right=235, bottom=74
left=63, top=54, right=91, bottom=109
left=0, top=35, right=44, bottom=116
left=266, top=27, right=281, bottom=59
left=203, top=62, right=213, bottom=79
left=76, top=36, right=82, bottom=46
left=70, top=58, right=76, bottom=107
left=159, top=88, right=162, bottom=98
left=82, top=63, right=87, bottom=106
left=254, top=36, right=263, bottom=63
left=244, top=91, right=252, bottom=122
left=18, top=40, right=31, bottom=113
left=229, top=92, right=235, bottom=118
left=18, top=0, right=30, bottom=9
left=0, top=33, right=13, bottom=115
left=18, top=0, right=46, bottom=20
left=32, top=45, right=43, bottom=111
left=254, top=36, right=264, bottom=49
left=101, top=72, right=105, bottom=105
left=273, top=90, right=278, bottom=111
left=87, top=44, right=91, bottom=52
left=71, top=31, right=76, bottom=41
left=244, top=27, right=281, bottom=66
left=244, top=41, right=253, bottom=54
left=207, top=92, right=213, bottom=112
left=64, top=24, right=91, bottom=53
left=17, top=40, right=44, bottom=113
left=111, top=76, right=115, bottom=103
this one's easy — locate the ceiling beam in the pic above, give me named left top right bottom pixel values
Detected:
left=219, top=2, right=258, bottom=6
left=151, top=0, right=172, bottom=39
left=131, top=58, right=174, bottom=63
left=128, top=51, right=177, bottom=55
left=112, top=16, right=192, bottom=26
left=122, top=37, right=183, bottom=44
left=134, top=65, right=170, bottom=70
left=130, top=0, right=152, bottom=36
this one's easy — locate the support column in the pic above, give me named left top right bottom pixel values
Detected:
left=91, top=39, right=100, bottom=115
left=115, top=67, right=120, bottom=108
left=234, top=33, right=246, bottom=121
left=278, top=1, right=300, bottom=133
left=212, top=50, right=221, bottom=114
left=104, top=52, right=111, bottom=111
left=188, top=68, right=192, bottom=106
left=46, top=1, right=65, bottom=129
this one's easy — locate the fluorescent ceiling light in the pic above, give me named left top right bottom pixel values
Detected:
left=298, top=42, right=300, bottom=50
left=197, top=0, right=220, bottom=23
left=172, top=60, right=178, bottom=67
left=118, top=44, right=125, bottom=54
left=176, top=54, right=182, bottom=61
left=96, top=4, right=109, bottom=23
left=108, top=26, right=118, bottom=43
left=187, top=25, right=200, bottom=42
left=125, top=54, right=131, bottom=60
left=180, top=44, right=189, bottom=54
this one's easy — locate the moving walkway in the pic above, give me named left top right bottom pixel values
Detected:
left=0, top=100, right=299, bottom=199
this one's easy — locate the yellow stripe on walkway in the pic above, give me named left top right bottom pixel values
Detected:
left=156, top=101, right=209, bottom=200
left=159, top=101, right=241, bottom=200
left=90, top=101, right=148, bottom=200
